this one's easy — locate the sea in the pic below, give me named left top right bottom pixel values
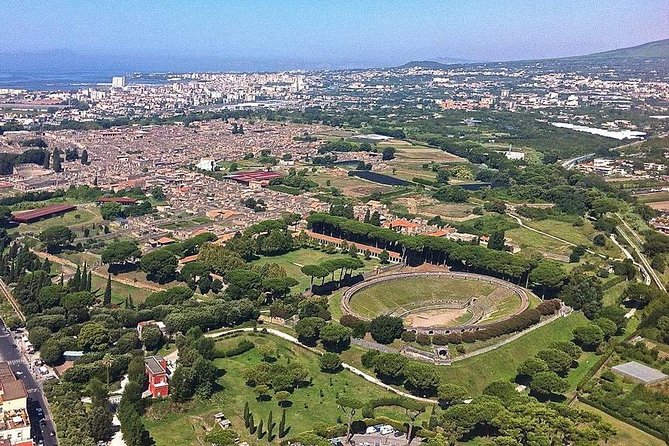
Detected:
left=0, top=71, right=169, bottom=91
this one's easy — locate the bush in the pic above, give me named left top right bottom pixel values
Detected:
left=221, top=339, right=255, bottom=357
left=401, top=331, right=417, bottom=342
left=368, top=315, right=403, bottom=344
left=416, top=333, right=431, bottom=346
left=536, top=299, right=561, bottom=316
left=431, top=334, right=448, bottom=345
left=361, top=350, right=380, bottom=369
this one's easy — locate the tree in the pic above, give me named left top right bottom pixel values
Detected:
left=621, top=282, right=660, bottom=306
left=369, top=315, right=403, bottom=344
left=536, top=349, right=573, bottom=375
left=278, top=408, right=288, bottom=438
left=369, top=211, right=381, bottom=226
left=40, top=338, right=64, bottom=365
left=103, top=274, right=112, bottom=306
left=89, top=404, right=114, bottom=442
left=437, top=383, right=467, bottom=407
left=573, top=324, right=605, bottom=350
left=593, top=317, right=617, bottom=339
left=404, top=363, right=440, bottom=397
left=52, top=148, right=62, bottom=172
left=319, top=323, right=351, bottom=352
left=373, top=353, right=407, bottom=383
left=294, top=317, right=325, bottom=345
left=275, top=390, right=291, bottom=407
left=204, top=429, right=238, bottom=446
left=529, top=371, right=568, bottom=397
left=560, top=274, right=603, bottom=318
left=80, top=149, right=89, bottom=165
left=141, top=326, right=164, bottom=351
left=436, top=169, right=449, bottom=184
left=38, top=225, right=74, bottom=253
left=487, top=231, right=505, bottom=251
left=379, top=250, right=390, bottom=264
left=78, top=322, right=111, bottom=351
left=101, top=240, right=141, bottom=267
left=382, top=147, right=396, bottom=161
left=0, top=206, right=12, bottom=226
left=517, top=357, right=549, bottom=379
left=319, top=352, right=342, bottom=373
left=257, top=342, right=278, bottom=362
left=337, top=395, right=363, bottom=444
left=170, top=366, right=196, bottom=403
left=140, top=249, right=178, bottom=283
left=100, top=202, right=124, bottom=220
left=225, top=269, right=262, bottom=300
left=433, top=185, right=468, bottom=203
left=529, top=261, right=568, bottom=297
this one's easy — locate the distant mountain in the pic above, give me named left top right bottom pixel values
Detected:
left=398, top=38, right=669, bottom=70
left=571, top=38, right=669, bottom=60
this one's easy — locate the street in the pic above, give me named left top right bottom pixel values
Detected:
left=0, top=320, right=57, bottom=446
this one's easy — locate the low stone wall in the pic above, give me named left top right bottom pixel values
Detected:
left=342, top=271, right=530, bottom=334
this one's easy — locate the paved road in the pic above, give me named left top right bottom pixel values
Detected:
left=0, top=322, right=57, bottom=446
left=615, top=214, right=666, bottom=292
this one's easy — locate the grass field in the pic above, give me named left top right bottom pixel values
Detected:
left=251, top=248, right=380, bottom=293
left=574, top=401, right=666, bottom=446
left=506, top=226, right=573, bottom=258
left=89, top=274, right=153, bottom=304
left=524, top=219, right=623, bottom=259
left=145, top=334, right=405, bottom=446
left=341, top=311, right=590, bottom=394
left=349, top=276, right=497, bottom=319
left=9, top=207, right=101, bottom=234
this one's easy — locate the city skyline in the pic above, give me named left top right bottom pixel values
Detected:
left=1, top=0, right=668, bottom=71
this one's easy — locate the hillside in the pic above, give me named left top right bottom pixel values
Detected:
left=571, top=37, right=669, bottom=60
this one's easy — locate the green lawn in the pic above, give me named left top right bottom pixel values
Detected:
left=251, top=248, right=380, bottom=294
left=89, top=274, right=153, bottom=304
left=342, top=312, right=590, bottom=395
left=145, top=334, right=407, bottom=446
left=525, top=219, right=623, bottom=259
left=506, top=226, right=572, bottom=258
left=10, top=207, right=101, bottom=234
left=349, top=276, right=496, bottom=318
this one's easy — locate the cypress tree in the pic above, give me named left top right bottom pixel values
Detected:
left=256, top=419, right=264, bottom=439
left=267, top=410, right=274, bottom=440
left=278, top=409, right=287, bottom=438
left=70, top=265, right=81, bottom=291
left=243, top=402, right=250, bottom=427
left=42, top=152, right=50, bottom=169
left=81, top=263, right=88, bottom=291
left=104, top=274, right=112, bottom=306
left=248, top=413, right=256, bottom=434
left=87, top=271, right=93, bottom=291
left=52, top=148, right=62, bottom=173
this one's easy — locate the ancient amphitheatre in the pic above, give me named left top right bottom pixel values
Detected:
left=342, top=268, right=530, bottom=334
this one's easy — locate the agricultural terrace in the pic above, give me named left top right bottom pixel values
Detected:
left=344, top=271, right=528, bottom=332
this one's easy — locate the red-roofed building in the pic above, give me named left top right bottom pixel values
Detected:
left=426, top=228, right=456, bottom=237
left=385, top=218, right=421, bottom=235
left=12, top=203, right=76, bottom=223
left=227, top=170, right=282, bottom=186
left=145, top=356, right=169, bottom=398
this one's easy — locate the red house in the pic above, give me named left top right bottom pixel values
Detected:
left=145, top=356, right=169, bottom=398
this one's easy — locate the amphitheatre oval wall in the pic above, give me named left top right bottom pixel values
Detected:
left=342, top=271, right=530, bottom=335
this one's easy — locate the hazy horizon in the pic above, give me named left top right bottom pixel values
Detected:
left=1, top=0, right=668, bottom=73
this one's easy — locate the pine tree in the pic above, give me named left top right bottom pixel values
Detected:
left=104, top=274, right=112, bottom=306
left=278, top=409, right=287, bottom=438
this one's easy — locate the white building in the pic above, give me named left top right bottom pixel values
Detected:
left=196, top=159, right=216, bottom=171
left=0, top=362, right=32, bottom=445
left=112, top=76, right=127, bottom=88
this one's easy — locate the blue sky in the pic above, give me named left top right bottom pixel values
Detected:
left=2, top=0, right=668, bottom=65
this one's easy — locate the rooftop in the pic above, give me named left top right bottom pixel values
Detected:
left=12, top=203, right=76, bottom=223
left=145, top=356, right=167, bottom=376
left=611, top=361, right=668, bottom=384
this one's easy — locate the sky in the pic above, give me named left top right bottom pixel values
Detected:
left=1, top=0, right=668, bottom=69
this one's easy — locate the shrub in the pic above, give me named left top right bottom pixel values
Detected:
left=416, top=333, right=431, bottom=346
left=361, top=350, right=380, bottom=369
left=431, top=334, right=448, bottom=345
left=401, top=331, right=417, bottom=342
left=536, top=299, right=561, bottom=316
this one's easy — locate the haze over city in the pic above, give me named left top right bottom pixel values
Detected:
left=1, top=0, right=668, bottom=71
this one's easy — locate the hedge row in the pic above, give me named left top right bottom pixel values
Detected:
left=216, top=339, right=255, bottom=358
left=578, top=397, right=668, bottom=443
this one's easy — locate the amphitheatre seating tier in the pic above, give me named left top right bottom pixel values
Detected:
left=342, top=271, right=530, bottom=335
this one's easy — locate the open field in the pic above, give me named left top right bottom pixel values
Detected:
left=506, top=226, right=573, bottom=258
left=637, top=192, right=669, bottom=204
left=309, top=169, right=394, bottom=198
left=349, top=276, right=498, bottom=319
left=524, top=219, right=623, bottom=259
left=574, top=401, right=666, bottom=446
left=341, top=311, right=590, bottom=394
left=251, top=248, right=380, bottom=293
left=145, top=333, right=406, bottom=446
left=9, top=206, right=101, bottom=234
left=89, top=274, right=153, bottom=304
